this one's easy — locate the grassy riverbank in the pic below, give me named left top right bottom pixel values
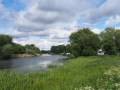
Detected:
left=0, top=56, right=120, bottom=90
left=13, top=53, right=40, bottom=58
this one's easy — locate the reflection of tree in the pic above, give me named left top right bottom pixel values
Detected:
left=0, top=60, right=13, bottom=69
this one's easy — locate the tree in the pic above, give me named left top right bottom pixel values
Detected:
left=69, top=28, right=101, bottom=56
left=26, top=48, right=36, bottom=55
left=51, top=45, right=66, bottom=54
left=115, top=29, right=120, bottom=53
left=1, top=44, right=13, bottom=59
left=0, top=34, right=12, bottom=46
left=100, top=27, right=120, bottom=55
left=25, top=44, right=40, bottom=54
left=12, top=43, right=25, bottom=54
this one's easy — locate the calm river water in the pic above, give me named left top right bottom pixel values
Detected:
left=0, top=54, right=68, bottom=73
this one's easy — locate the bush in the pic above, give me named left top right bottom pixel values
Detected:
left=69, top=54, right=76, bottom=59
left=26, top=48, right=36, bottom=55
left=1, top=44, right=13, bottom=59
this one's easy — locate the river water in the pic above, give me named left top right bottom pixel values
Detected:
left=0, top=54, right=68, bottom=73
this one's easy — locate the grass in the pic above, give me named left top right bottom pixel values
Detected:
left=13, top=53, right=40, bottom=58
left=47, top=64, right=58, bottom=68
left=0, top=55, right=120, bottom=90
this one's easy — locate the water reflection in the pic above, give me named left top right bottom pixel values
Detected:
left=0, top=54, right=68, bottom=73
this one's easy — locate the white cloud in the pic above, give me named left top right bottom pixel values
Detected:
left=2, top=0, right=120, bottom=50
left=105, top=15, right=120, bottom=25
left=91, top=28, right=103, bottom=34
left=83, top=0, right=120, bottom=24
left=13, top=37, right=68, bottom=50
left=115, top=27, right=120, bottom=30
left=15, top=0, right=92, bottom=32
left=0, top=1, right=17, bottom=26
left=11, top=0, right=93, bottom=50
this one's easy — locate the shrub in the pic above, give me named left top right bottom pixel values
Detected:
left=1, top=44, right=13, bottom=59
left=26, top=48, right=36, bottom=55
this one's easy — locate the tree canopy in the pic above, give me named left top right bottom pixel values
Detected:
left=100, top=27, right=120, bottom=55
left=51, top=45, right=66, bottom=54
left=1, top=44, right=13, bottom=59
left=0, top=34, right=12, bottom=46
left=69, top=28, right=101, bottom=56
left=0, top=34, right=41, bottom=59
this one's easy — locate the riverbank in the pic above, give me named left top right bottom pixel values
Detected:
left=13, top=53, right=40, bottom=58
left=0, top=56, right=120, bottom=89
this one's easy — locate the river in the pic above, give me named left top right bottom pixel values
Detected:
left=0, top=54, right=68, bottom=73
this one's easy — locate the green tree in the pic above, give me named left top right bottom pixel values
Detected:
left=12, top=43, right=25, bottom=54
left=51, top=45, right=66, bottom=54
left=115, top=29, right=120, bottom=53
left=0, top=34, right=12, bottom=46
left=1, top=44, right=13, bottom=59
left=26, top=48, right=36, bottom=55
left=25, top=44, right=40, bottom=54
left=66, top=44, right=72, bottom=53
left=100, top=27, right=120, bottom=55
left=69, top=28, right=101, bottom=56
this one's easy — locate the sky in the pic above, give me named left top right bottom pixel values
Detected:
left=0, top=0, right=120, bottom=50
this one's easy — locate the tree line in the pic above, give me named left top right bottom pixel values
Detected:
left=51, top=28, right=120, bottom=58
left=0, top=35, right=40, bottom=59
left=1, top=27, right=120, bottom=59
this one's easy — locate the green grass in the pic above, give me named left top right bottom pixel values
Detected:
left=0, top=56, right=120, bottom=90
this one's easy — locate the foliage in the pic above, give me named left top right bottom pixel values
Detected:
left=41, top=50, right=51, bottom=54
left=0, top=56, right=120, bottom=89
left=1, top=44, right=13, bottom=59
left=0, top=34, right=41, bottom=59
left=100, top=27, right=120, bottom=55
left=25, top=44, right=40, bottom=54
left=51, top=45, right=66, bottom=54
left=69, top=28, right=101, bottom=56
left=47, top=64, right=57, bottom=68
left=25, top=48, right=36, bottom=55
left=0, top=34, right=12, bottom=46
left=12, top=43, right=26, bottom=54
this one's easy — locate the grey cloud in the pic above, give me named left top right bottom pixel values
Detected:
left=0, top=4, right=5, bottom=17
left=84, top=0, right=120, bottom=23
left=0, top=3, right=17, bottom=25
left=11, top=0, right=120, bottom=50
left=15, top=0, right=92, bottom=33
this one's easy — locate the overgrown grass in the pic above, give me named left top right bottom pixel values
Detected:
left=0, top=55, right=120, bottom=90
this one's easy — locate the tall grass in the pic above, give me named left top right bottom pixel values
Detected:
left=0, top=55, right=120, bottom=90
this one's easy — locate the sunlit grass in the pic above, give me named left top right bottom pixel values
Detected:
left=0, top=55, right=120, bottom=90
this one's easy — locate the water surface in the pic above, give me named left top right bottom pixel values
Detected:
left=0, top=54, right=68, bottom=73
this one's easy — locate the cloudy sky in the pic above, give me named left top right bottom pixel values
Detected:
left=0, top=0, right=120, bottom=50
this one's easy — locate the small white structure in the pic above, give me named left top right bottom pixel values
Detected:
left=66, top=53, right=70, bottom=55
left=98, top=49, right=105, bottom=55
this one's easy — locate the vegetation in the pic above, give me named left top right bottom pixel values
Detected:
left=0, top=34, right=41, bottom=59
left=41, top=50, right=51, bottom=54
left=50, top=28, right=120, bottom=57
left=69, top=28, right=101, bottom=57
left=1, top=44, right=13, bottom=59
left=25, top=44, right=41, bottom=54
left=51, top=45, right=66, bottom=54
left=100, top=27, right=120, bottom=55
left=0, top=56, right=120, bottom=89
left=12, top=43, right=26, bottom=54
left=1, top=27, right=120, bottom=89
left=0, top=34, right=12, bottom=46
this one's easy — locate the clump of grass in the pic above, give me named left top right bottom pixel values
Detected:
left=0, top=55, right=120, bottom=90
left=47, top=64, right=57, bottom=68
